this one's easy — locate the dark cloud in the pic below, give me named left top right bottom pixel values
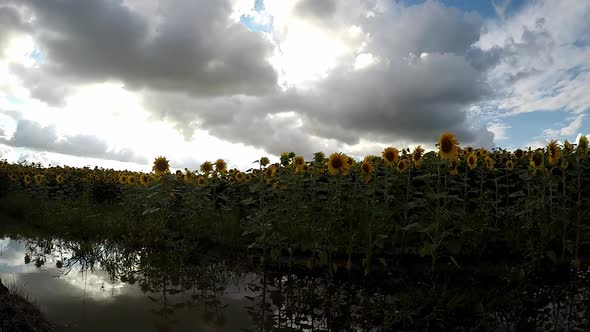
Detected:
left=295, top=0, right=337, bottom=19
left=0, top=120, right=146, bottom=163
left=8, top=0, right=277, bottom=105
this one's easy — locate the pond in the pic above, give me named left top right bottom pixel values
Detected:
left=1, top=236, right=590, bottom=331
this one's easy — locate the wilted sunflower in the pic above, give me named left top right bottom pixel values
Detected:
left=506, top=160, right=514, bottom=171
left=485, top=156, right=495, bottom=171
left=200, top=161, right=213, bottom=174
left=196, top=176, right=207, bottom=187
left=260, top=157, right=270, bottom=167
left=327, top=152, right=350, bottom=175
left=127, top=175, right=136, bottom=185
left=139, top=174, right=150, bottom=185
left=412, top=146, right=425, bottom=168
left=215, top=159, right=227, bottom=173
left=23, top=174, right=31, bottom=186
left=396, top=159, right=409, bottom=173
left=514, top=149, right=524, bottom=159
left=438, top=132, right=459, bottom=161
left=449, top=160, right=459, bottom=175
left=382, top=147, right=399, bottom=166
left=547, top=140, right=561, bottom=165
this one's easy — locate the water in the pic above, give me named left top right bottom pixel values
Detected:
left=1, top=236, right=590, bottom=331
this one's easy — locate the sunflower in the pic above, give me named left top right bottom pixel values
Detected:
left=228, top=176, right=237, bottom=186
left=579, top=136, right=589, bottom=152
left=139, top=174, right=150, bottom=185
left=280, top=152, right=291, bottom=166
left=244, top=173, right=252, bottom=182
left=127, top=175, right=136, bottom=185
left=23, top=174, right=31, bottom=186
left=438, top=132, right=459, bottom=161
left=265, top=165, right=277, bottom=177
left=152, top=156, right=170, bottom=176
left=530, top=150, right=544, bottom=169
left=412, top=146, right=425, bottom=168
left=463, top=146, right=473, bottom=156
left=327, top=152, right=350, bottom=175
left=119, top=174, right=127, bottom=184
left=466, top=153, right=478, bottom=170
left=215, top=159, right=227, bottom=173
left=564, top=140, right=574, bottom=154
left=361, top=157, right=375, bottom=175
left=175, top=170, right=183, bottom=181
left=9, top=174, right=18, bottom=182
left=396, top=159, right=409, bottom=173
left=184, top=169, right=194, bottom=182
left=547, top=140, right=561, bottom=165
left=200, top=161, right=213, bottom=174
left=260, top=157, right=270, bottom=167
left=477, top=148, right=488, bottom=158
left=485, top=156, right=495, bottom=171
left=294, top=156, right=305, bottom=169
left=514, top=149, right=524, bottom=159
left=382, top=147, right=399, bottom=166
left=561, top=160, right=569, bottom=170
left=449, top=160, right=459, bottom=175
left=506, top=160, right=514, bottom=171
left=235, top=171, right=245, bottom=182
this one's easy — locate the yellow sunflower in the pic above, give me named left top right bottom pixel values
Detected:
left=152, top=156, right=170, bottom=176
left=23, top=174, right=31, bottom=186
left=438, top=132, right=459, bottom=161
left=396, top=159, right=409, bottom=173
left=412, top=146, right=425, bottom=168
left=466, top=153, right=478, bottom=170
left=139, top=174, right=150, bottom=185
left=127, top=175, right=136, bottom=185
left=485, top=156, right=495, bottom=171
left=265, top=165, right=277, bottom=177
left=293, top=156, right=305, bottom=169
left=9, top=174, right=18, bottom=182
left=184, top=169, right=194, bottom=182
left=260, top=157, right=270, bottom=167
left=463, top=146, right=474, bottom=156
left=215, top=159, right=227, bottom=173
left=530, top=150, right=544, bottom=169
left=197, top=176, right=207, bottom=187
left=119, top=174, right=127, bottom=184
left=477, top=148, right=488, bottom=158
left=235, top=171, right=245, bottom=182
left=547, top=140, right=561, bottom=165
left=200, top=161, right=213, bottom=174
left=244, top=173, right=252, bottom=182
left=175, top=170, right=183, bottom=181
left=228, top=176, right=236, bottom=186
left=506, top=160, right=514, bottom=172
left=382, top=147, right=399, bottom=166
left=327, top=152, right=350, bottom=176
left=55, top=174, right=64, bottom=184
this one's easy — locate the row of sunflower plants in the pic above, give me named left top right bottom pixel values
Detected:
left=1, top=133, right=589, bottom=273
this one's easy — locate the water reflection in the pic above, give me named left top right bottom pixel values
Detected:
left=1, top=236, right=590, bottom=331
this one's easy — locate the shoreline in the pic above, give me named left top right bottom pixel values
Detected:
left=0, top=278, right=55, bottom=332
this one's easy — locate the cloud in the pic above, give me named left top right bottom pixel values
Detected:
left=0, top=5, right=31, bottom=54
left=491, top=0, right=511, bottom=19
left=0, top=119, right=146, bottom=163
left=5, top=0, right=278, bottom=105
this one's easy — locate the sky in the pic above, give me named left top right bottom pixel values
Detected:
left=0, top=0, right=588, bottom=172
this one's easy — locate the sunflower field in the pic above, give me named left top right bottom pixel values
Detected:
left=1, top=132, right=590, bottom=274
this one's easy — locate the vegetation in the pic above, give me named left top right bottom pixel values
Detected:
left=1, top=133, right=590, bottom=275
left=0, top=278, right=54, bottom=332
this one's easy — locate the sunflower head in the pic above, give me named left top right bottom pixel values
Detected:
left=200, top=161, right=213, bottom=174
left=294, top=156, right=305, bottom=168
left=56, top=174, right=64, bottom=184
left=197, top=176, right=207, bottom=187
left=438, top=132, right=459, bottom=161
left=464, top=146, right=474, bottom=156
left=139, top=174, right=150, bottom=185
left=228, top=176, right=237, bottom=186
left=260, top=157, right=270, bottom=167
left=9, top=174, right=18, bottom=182
left=514, top=149, right=524, bottom=159
left=23, top=174, right=31, bottom=186
left=547, top=140, right=561, bottom=165
left=506, top=160, right=514, bottom=172
left=485, top=156, right=495, bottom=171
left=152, top=156, right=170, bottom=176
left=244, top=173, right=252, bottom=182
left=175, top=170, right=183, bottom=180
left=127, top=175, right=136, bottom=185
left=235, top=171, right=245, bottom=182
left=265, top=165, right=277, bottom=177
left=361, top=157, right=375, bottom=175
left=280, top=152, right=291, bottom=166
left=412, top=146, right=425, bottom=168
left=215, top=159, right=227, bottom=173
left=466, top=153, right=478, bottom=170
left=396, top=159, right=409, bottom=173
left=327, top=152, right=350, bottom=176
left=477, top=148, right=488, bottom=158
left=449, top=160, right=459, bottom=175
left=530, top=149, right=544, bottom=169
left=382, top=147, right=399, bottom=166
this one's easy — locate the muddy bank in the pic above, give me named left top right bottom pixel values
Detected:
left=0, top=278, right=55, bottom=332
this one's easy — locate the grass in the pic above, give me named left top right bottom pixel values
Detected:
left=0, top=279, right=54, bottom=332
